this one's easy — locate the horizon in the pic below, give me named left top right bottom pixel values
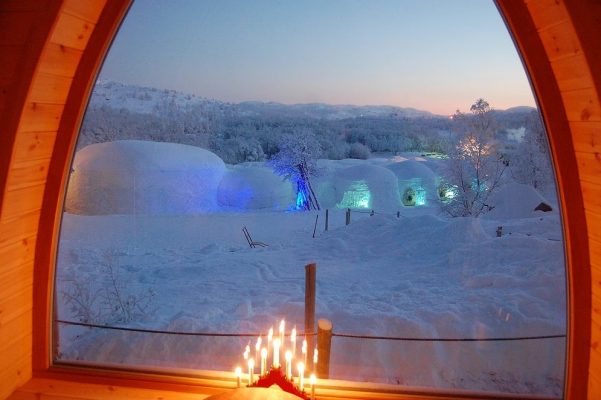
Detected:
left=97, top=79, right=537, bottom=117
left=99, top=0, right=536, bottom=115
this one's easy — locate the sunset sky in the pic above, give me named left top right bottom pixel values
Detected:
left=99, top=0, right=536, bottom=115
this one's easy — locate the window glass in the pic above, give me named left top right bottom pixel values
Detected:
left=55, top=1, right=566, bottom=397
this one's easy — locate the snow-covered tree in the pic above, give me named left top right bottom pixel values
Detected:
left=268, top=128, right=322, bottom=210
left=509, top=111, right=554, bottom=192
left=443, top=99, right=507, bottom=217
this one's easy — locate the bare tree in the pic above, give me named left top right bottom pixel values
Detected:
left=443, top=99, right=507, bottom=217
left=268, top=128, right=322, bottom=210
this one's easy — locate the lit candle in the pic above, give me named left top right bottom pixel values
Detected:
left=235, top=366, right=241, bottom=388
left=291, top=327, right=297, bottom=357
left=302, top=339, right=308, bottom=367
left=297, top=362, right=305, bottom=391
left=310, top=373, right=316, bottom=400
left=285, top=350, right=292, bottom=380
left=267, top=327, right=274, bottom=358
left=279, top=319, right=285, bottom=348
left=273, top=338, right=281, bottom=368
left=261, top=347, right=267, bottom=376
left=244, top=343, right=250, bottom=361
left=255, top=336, right=262, bottom=363
left=313, top=348, right=318, bottom=371
left=248, top=358, right=255, bottom=385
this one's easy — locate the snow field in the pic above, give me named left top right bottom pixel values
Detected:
left=56, top=207, right=565, bottom=397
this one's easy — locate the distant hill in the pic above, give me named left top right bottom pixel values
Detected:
left=91, top=80, right=439, bottom=120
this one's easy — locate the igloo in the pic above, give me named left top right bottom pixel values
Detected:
left=331, top=165, right=399, bottom=212
left=217, top=165, right=294, bottom=210
left=65, top=140, right=226, bottom=215
left=386, top=160, right=439, bottom=207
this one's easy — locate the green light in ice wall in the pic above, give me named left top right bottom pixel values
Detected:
left=337, top=181, right=371, bottom=209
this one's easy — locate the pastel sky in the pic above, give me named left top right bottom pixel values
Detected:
left=99, top=0, right=536, bottom=115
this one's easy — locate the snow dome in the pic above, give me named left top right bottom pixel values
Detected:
left=386, top=160, right=439, bottom=207
left=65, top=140, right=226, bottom=215
left=330, top=165, right=399, bottom=212
left=484, top=183, right=554, bottom=219
left=217, top=165, right=295, bottom=210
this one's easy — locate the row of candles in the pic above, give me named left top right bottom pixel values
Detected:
left=234, top=319, right=318, bottom=398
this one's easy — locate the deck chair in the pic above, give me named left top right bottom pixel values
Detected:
left=242, top=226, right=268, bottom=248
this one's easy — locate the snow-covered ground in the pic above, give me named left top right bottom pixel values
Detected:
left=56, top=151, right=565, bottom=397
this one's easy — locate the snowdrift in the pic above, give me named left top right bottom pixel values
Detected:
left=485, top=183, right=553, bottom=220
left=65, top=140, right=226, bottom=215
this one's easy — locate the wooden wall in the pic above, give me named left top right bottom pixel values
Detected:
left=0, top=0, right=599, bottom=399
left=0, top=1, right=118, bottom=398
left=498, top=1, right=601, bottom=397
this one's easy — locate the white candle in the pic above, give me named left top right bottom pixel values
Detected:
left=291, top=327, right=297, bottom=357
left=248, top=358, right=255, bottom=385
left=297, top=362, right=305, bottom=391
left=244, top=344, right=250, bottom=361
left=285, top=350, right=292, bottom=380
left=235, top=366, right=242, bottom=388
left=310, top=373, right=316, bottom=400
left=267, top=327, right=274, bottom=358
left=255, top=336, right=262, bottom=363
left=279, top=319, right=285, bottom=348
left=302, top=339, right=308, bottom=367
left=261, top=347, right=267, bottom=375
left=273, top=338, right=281, bottom=368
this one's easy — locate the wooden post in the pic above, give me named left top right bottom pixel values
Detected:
left=316, top=318, right=332, bottom=379
left=325, top=209, right=329, bottom=231
left=312, top=214, right=319, bottom=238
left=305, top=263, right=316, bottom=363
left=397, top=211, right=400, bottom=218
left=346, top=208, right=351, bottom=225
left=370, top=209, right=374, bottom=216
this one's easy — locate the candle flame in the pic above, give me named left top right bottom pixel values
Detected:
left=310, top=373, right=316, bottom=385
left=255, top=336, right=261, bottom=351
left=313, top=349, right=318, bottom=363
left=248, top=358, right=254, bottom=369
left=261, top=347, right=267, bottom=358
left=302, top=339, right=307, bottom=354
left=279, top=319, right=285, bottom=334
left=235, top=366, right=241, bottom=377
left=297, top=361, right=305, bottom=373
left=291, top=327, right=297, bottom=341
left=268, top=327, right=274, bottom=341
left=285, top=350, right=292, bottom=361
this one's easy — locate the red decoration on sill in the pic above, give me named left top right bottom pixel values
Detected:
left=250, top=367, right=310, bottom=400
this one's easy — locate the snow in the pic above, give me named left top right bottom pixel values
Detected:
left=218, top=164, right=294, bottom=210
left=484, top=183, right=553, bottom=220
left=56, top=149, right=566, bottom=398
left=65, top=140, right=226, bottom=214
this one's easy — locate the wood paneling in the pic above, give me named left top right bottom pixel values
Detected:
left=563, top=88, right=601, bottom=122
left=13, top=132, right=59, bottom=162
left=552, top=55, right=595, bottom=92
left=18, top=103, right=63, bottom=133
left=38, top=43, right=83, bottom=78
left=49, top=12, right=95, bottom=51
left=10, top=379, right=210, bottom=400
left=29, top=73, right=73, bottom=105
